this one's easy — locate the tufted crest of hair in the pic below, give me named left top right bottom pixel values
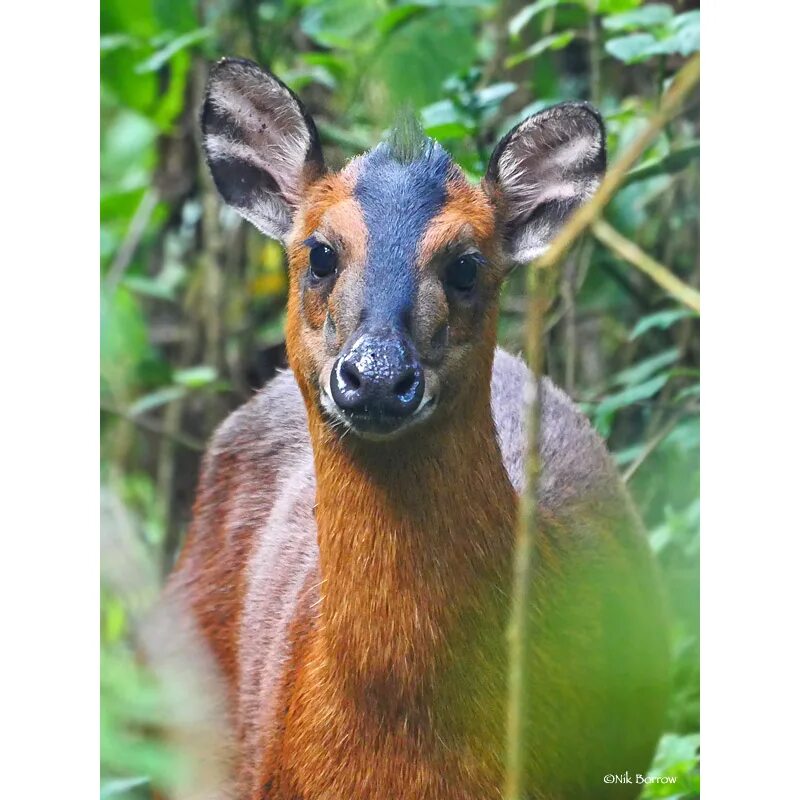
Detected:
left=384, top=108, right=431, bottom=165
left=485, top=102, right=606, bottom=265
left=201, top=58, right=324, bottom=243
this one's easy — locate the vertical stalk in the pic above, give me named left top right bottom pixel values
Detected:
left=504, top=262, right=550, bottom=800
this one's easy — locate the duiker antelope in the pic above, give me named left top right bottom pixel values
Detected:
left=165, top=58, right=670, bottom=799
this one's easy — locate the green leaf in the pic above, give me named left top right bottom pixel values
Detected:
left=642, top=731, right=701, bottom=795
left=597, top=0, right=641, bottom=12
left=101, top=0, right=158, bottom=39
left=602, top=3, right=673, bottom=32
left=135, top=28, right=211, bottom=73
left=630, top=309, right=696, bottom=340
left=605, top=8, right=698, bottom=63
left=153, top=0, right=197, bottom=33
left=301, top=0, right=382, bottom=48
left=624, top=142, right=700, bottom=186
left=121, top=275, right=176, bottom=301
left=282, top=64, right=338, bottom=91
left=593, top=374, right=669, bottom=435
left=664, top=417, right=699, bottom=454
left=127, top=386, right=186, bottom=416
left=674, top=384, right=700, bottom=402
left=508, top=0, right=580, bottom=39
left=655, top=10, right=700, bottom=57
left=100, top=34, right=137, bottom=52
left=101, top=111, right=158, bottom=190
left=473, top=82, right=518, bottom=110
left=373, top=7, right=479, bottom=106
left=672, top=9, right=700, bottom=32
left=301, top=52, right=349, bottom=82
left=375, top=5, right=425, bottom=36
left=605, top=32, right=657, bottom=63
left=612, top=348, right=680, bottom=387
left=420, top=99, right=474, bottom=139
left=173, top=365, right=219, bottom=389
left=100, top=777, right=151, bottom=799
left=506, top=30, right=576, bottom=68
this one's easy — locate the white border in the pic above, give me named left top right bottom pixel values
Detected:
left=2, top=2, right=98, bottom=794
left=2, top=2, right=799, bottom=796
left=702, top=1, right=800, bottom=795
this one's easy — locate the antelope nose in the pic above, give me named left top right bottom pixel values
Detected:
left=330, top=333, right=425, bottom=419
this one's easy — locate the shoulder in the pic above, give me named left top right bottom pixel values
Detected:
left=206, top=369, right=311, bottom=469
left=491, top=348, right=622, bottom=512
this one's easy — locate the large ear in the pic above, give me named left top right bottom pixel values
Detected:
left=484, top=102, right=605, bottom=266
left=201, top=58, right=325, bottom=242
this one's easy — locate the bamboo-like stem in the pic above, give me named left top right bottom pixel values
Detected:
left=592, top=219, right=700, bottom=313
left=504, top=264, right=549, bottom=800
left=503, top=52, right=700, bottom=800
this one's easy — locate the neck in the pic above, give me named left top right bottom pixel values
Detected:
left=304, top=382, right=517, bottom=721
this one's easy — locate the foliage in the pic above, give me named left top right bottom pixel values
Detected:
left=100, top=1, right=700, bottom=797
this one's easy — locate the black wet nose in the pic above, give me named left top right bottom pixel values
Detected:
left=330, top=333, right=424, bottom=419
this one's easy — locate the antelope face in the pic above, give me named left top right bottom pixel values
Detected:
left=202, top=59, right=606, bottom=442
left=286, top=138, right=505, bottom=441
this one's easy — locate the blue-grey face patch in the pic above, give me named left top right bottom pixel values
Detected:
left=354, top=140, right=451, bottom=328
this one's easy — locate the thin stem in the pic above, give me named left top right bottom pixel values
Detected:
left=104, top=188, right=159, bottom=292
left=504, top=265, right=550, bottom=800
left=101, top=402, right=205, bottom=452
left=623, top=412, right=685, bottom=484
left=592, top=219, right=700, bottom=313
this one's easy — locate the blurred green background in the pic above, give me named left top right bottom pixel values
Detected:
left=100, top=1, right=699, bottom=797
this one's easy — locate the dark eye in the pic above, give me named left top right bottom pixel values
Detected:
left=309, top=244, right=337, bottom=279
left=446, top=254, right=479, bottom=292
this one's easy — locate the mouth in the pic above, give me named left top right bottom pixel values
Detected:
left=319, top=389, right=438, bottom=442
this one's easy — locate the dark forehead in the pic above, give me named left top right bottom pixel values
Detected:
left=351, top=141, right=453, bottom=320
left=354, top=141, right=452, bottom=235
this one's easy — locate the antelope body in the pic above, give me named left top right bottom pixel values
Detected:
left=165, top=59, right=670, bottom=800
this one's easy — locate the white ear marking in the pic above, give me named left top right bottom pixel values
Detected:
left=201, top=59, right=323, bottom=242
left=485, top=103, right=606, bottom=267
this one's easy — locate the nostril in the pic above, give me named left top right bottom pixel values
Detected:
left=339, top=360, right=361, bottom=391
left=330, top=357, right=366, bottom=413
left=393, top=369, right=417, bottom=401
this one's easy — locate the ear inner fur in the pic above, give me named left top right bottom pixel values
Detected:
left=484, top=102, right=606, bottom=265
left=201, top=58, right=325, bottom=241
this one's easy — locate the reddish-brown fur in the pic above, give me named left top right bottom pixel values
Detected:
left=164, top=168, right=669, bottom=798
